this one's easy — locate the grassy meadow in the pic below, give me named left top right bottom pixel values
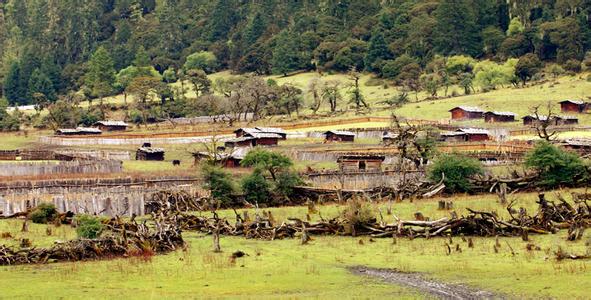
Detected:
left=1, top=192, right=590, bottom=299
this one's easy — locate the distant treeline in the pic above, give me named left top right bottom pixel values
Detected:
left=0, top=0, right=590, bottom=105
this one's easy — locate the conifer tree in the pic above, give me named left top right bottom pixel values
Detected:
left=434, top=0, right=481, bottom=57
left=85, top=47, right=115, bottom=105
left=28, top=68, right=57, bottom=101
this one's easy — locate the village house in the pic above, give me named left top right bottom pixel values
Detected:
left=136, top=146, right=165, bottom=161
left=93, top=121, right=129, bottom=131
left=449, top=106, right=484, bottom=120
left=225, top=137, right=256, bottom=148
left=555, top=115, right=579, bottom=125
left=522, top=115, right=549, bottom=126
left=56, top=127, right=102, bottom=136
left=233, top=128, right=261, bottom=138
left=382, top=132, right=399, bottom=145
left=255, top=127, right=287, bottom=140
left=483, top=111, right=516, bottom=123
left=559, top=100, right=588, bottom=113
left=192, top=147, right=251, bottom=168
left=337, top=154, right=385, bottom=172
left=324, top=130, right=355, bottom=142
left=561, top=139, right=591, bottom=154
left=225, top=132, right=282, bottom=148
left=440, top=128, right=490, bottom=142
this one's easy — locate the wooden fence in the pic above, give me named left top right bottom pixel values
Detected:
left=305, top=171, right=424, bottom=190
left=0, top=160, right=123, bottom=177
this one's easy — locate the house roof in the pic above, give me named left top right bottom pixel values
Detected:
left=484, top=111, right=516, bottom=117
left=226, top=137, right=256, bottom=143
left=556, top=115, right=578, bottom=120
left=457, top=128, right=490, bottom=135
left=337, top=154, right=386, bottom=161
left=56, top=128, right=80, bottom=134
left=245, top=132, right=283, bottom=139
left=323, top=130, right=356, bottom=136
left=233, top=128, right=260, bottom=135
left=449, top=106, right=484, bottom=113
left=382, top=132, right=399, bottom=139
left=229, top=147, right=251, bottom=160
left=522, top=115, right=549, bottom=121
left=255, top=127, right=286, bottom=134
left=440, top=131, right=466, bottom=137
left=95, top=120, right=129, bottom=127
left=559, top=100, right=585, bottom=105
left=563, top=138, right=591, bottom=147
left=138, top=147, right=165, bottom=154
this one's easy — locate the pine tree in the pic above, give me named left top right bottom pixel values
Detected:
left=28, top=68, right=57, bottom=102
left=3, top=62, right=24, bottom=105
left=434, top=0, right=481, bottom=57
left=85, top=47, right=116, bottom=104
left=271, top=30, right=301, bottom=76
left=244, top=12, right=266, bottom=46
left=209, top=0, right=237, bottom=41
left=364, top=31, right=391, bottom=72
left=133, top=46, right=151, bottom=67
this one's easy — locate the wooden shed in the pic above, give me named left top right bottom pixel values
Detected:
left=337, top=154, right=385, bottom=172
left=449, top=106, right=484, bottom=120
left=561, top=139, right=591, bottom=154
left=94, top=121, right=129, bottom=131
left=234, top=128, right=260, bottom=138
left=255, top=127, right=287, bottom=140
left=136, top=147, right=165, bottom=161
left=458, top=128, right=490, bottom=142
left=555, top=115, right=578, bottom=125
left=522, top=115, right=549, bottom=126
left=440, top=131, right=467, bottom=142
left=559, top=100, right=588, bottom=113
left=56, top=127, right=102, bottom=136
left=245, top=132, right=282, bottom=146
left=225, top=137, right=256, bottom=148
left=324, top=130, right=355, bottom=142
left=483, top=111, right=516, bottom=123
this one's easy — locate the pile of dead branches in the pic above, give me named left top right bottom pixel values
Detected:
left=164, top=193, right=591, bottom=241
left=145, top=190, right=207, bottom=214
left=0, top=217, right=184, bottom=266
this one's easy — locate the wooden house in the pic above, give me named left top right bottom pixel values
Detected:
left=223, top=147, right=251, bottom=168
left=483, top=111, right=516, bottom=123
left=255, top=127, right=287, bottom=140
left=233, top=128, right=260, bottom=138
left=94, top=121, right=129, bottom=131
left=382, top=132, right=399, bottom=145
left=559, top=100, right=588, bottom=113
left=337, top=154, right=385, bottom=172
left=522, top=115, right=549, bottom=126
left=245, top=132, right=281, bottom=146
left=449, top=106, right=484, bottom=120
left=561, top=139, right=591, bottom=154
left=458, top=128, right=490, bottom=142
left=440, top=131, right=467, bottom=142
left=225, top=137, right=256, bottom=148
left=136, top=146, right=165, bottom=161
left=324, top=130, right=355, bottom=142
left=56, top=127, right=102, bottom=136
left=555, top=115, right=578, bottom=125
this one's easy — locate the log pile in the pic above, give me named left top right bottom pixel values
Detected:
left=0, top=216, right=183, bottom=266
left=145, top=190, right=207, bottom=214
left=164, top=193, right=591, bottom=241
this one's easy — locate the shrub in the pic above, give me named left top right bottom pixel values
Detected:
left=76, top=215, right=104, bottom=239
left=341, top=197, right=375, bottom=234
left=428, top=153, right=484, bottom=193
left=241, top=169, right=271, bottom=204
left=29, top=203, right=57, bottom=224
left=525, top=141, right=587, bottom=188
left=275, top=170, right=304, bottom=198
left=563, top=59, right=582, bottom=73
left=202, top=164, right=235, bottom=206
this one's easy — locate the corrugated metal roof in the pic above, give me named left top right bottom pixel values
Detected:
left=382, top=132, right=399, bottom=139
left=449, top=106, right=484, bottom=113
left=523, top=115, right=549, bottom=121
left=484, top=111, right=516, bottom=117
left=324, top=130, right=356, bottom=136
left=95, top=120, right=129, bottom=127
left=246, top=132, right=283, bottom=139
left=230, top=147, right=251, bottom=159
left=234, top=128, right=260, bottom=135
left=76, top=127, right=102, bottom=133
left=440, top=131, right=466, bottom=136
left=255, top=127, right=286, bottom=134
left=557, top=115, right=578, bottom=120
left=138, top=147, right=165, bottom=153
left=559, top=99, right=585, bottom=105
left=457, top=128, right=490, bottom=135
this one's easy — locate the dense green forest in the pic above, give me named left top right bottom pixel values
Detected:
left=0, top=0, right=590, bottom=107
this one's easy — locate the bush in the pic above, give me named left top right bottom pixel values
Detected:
left=428, top=153, right=484, bottom=193
left=563, top=59, right=582, bottom=73
left=28, top=203, right=58, bottom=224
left=241, top=169, right=271, bottom=204
left=341, top=197, right=375, bottom=234
left=202, top=164, right=235, bottom=206
left=525, top=141, right=587, bottom=188
left=275, top=170, right=304, bottom=198
left=76, top=215, right=104, bottom=239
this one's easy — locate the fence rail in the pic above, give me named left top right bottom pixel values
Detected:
left=0, top=160, right=123, bottom=177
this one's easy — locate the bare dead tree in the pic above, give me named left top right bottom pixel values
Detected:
left=531, top=103, right=558, bottom=141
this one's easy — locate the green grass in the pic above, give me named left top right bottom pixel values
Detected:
left=0, top=131, right=46, bottom=150
left=1, top=192, right=589, bottom=299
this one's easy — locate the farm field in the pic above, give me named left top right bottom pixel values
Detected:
left=1, top=192, right=589, bottom=299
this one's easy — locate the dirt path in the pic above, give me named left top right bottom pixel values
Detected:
left=350, top=266, right=503, bottom=299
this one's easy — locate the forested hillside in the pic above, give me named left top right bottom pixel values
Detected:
left=0, top=0, right=590, bottom=107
